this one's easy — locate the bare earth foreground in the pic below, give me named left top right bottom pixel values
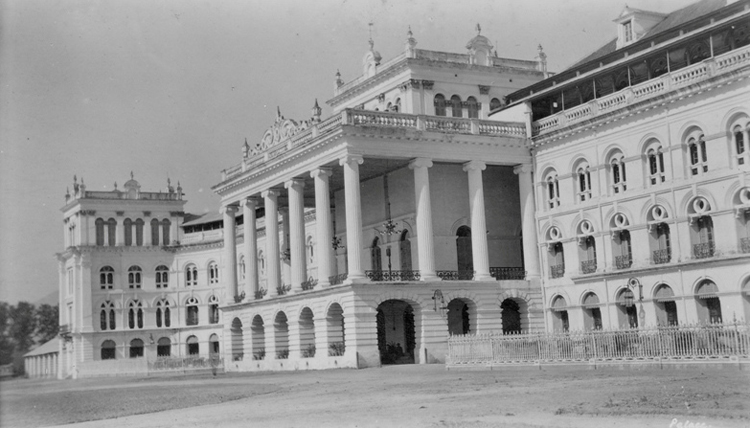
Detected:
left=1, top=365, right=749, bottom=428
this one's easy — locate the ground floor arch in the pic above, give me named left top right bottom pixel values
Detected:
left=299, top=308, right=315, bottom=358
left=274, top=312, right=289, bottom=359
left=446, top=298, right=474, bottom=336
left=500, top=298, right=525, bottom=334
left=251, top=315, right=265, bottom=360
left=231, top=318, right=243, bottom=361
left=326, top=303, right=345, bottom=356
left=376, top=300, right=416, bottom=365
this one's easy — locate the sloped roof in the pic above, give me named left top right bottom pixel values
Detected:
left=571, top=0, right=727, bottom=68
left=181, top=211, right=225, bottom=227
left=24, top=337, right=59, bottom=357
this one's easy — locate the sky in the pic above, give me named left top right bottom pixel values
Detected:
left=0, top=0, right=698, bottom=304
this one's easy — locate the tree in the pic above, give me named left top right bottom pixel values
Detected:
left=36, top=304, right=59, bottom=343
left=0, top=302, right=14, bottom=365
left=9, top=301, right=37, bottom=354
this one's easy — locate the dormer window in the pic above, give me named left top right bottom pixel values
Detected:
left=623, top=21, right=633, bottom=43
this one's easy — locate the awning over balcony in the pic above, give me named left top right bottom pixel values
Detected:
left=654, top=284, right=676, bottom=302
left=696, top=281, right=719, bottom=299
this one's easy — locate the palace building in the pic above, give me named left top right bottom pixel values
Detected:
left=55, top=0, right=750, bottom=378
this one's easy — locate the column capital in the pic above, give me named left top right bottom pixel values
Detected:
left=513, top=163, right=533, bottom=175
left=284, top=178, right=306, bottom=190
left=244, top=196, right=260, bottom=208
left=339, top=154, right=364, bottom=167
left=221, top=204, right=239, bottom=215
left=261, top=189, right=281, bottom=199
left=462, top=160, right=486, bottom=172
left=408, top=158, right=433, bottom=169
left=310, top=167, right=333, bottom=178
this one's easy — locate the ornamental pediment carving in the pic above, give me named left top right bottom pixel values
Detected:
left=247, top=108, right=311, bottom=158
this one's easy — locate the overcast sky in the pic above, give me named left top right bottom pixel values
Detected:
left=0, top=0, right=697, bottom=304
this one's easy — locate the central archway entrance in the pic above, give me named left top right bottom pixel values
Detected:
left=376, top=300, right=416, bottom=365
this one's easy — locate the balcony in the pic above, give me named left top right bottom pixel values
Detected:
left=580, top=260, right=597, bottom=275
left=742, top=237, right=750, bottom=254
left=489, top=267, right=526, bottom=280
left=652, top=249, right=671, bottom=265
left=693, top=242, right=715, bottom=259
left=328, top=273, right=348, bottom=286
left=301, top=278, right=318, bottom=291
left=365, top=270, right=421, bottom=282
left=436, top=270, right=474, bottom=281
left=615, top=255, right=632, bottom=270
left=531, top=44, right=750, bottom=137
left=549, top=264, right=565, bottom=279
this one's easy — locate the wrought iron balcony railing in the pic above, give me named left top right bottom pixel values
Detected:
left=301, top=278, right=318, bottom=291
left=615, top=255, right=632, bottom=270
left=580, top=260, right=597, bottom=274
left=328, top=273, right=348, bottom=286
left=742, top=237, right=750, bottom=254
left=652, top=249, right=671, bottom=264
left=693, top=242, right=715, bottom=259
left=436, top=270, right=475, bottom=281
left=549, top=264, right=565, bottom=279
left=489, top=267, right=527, bottom=280
left=365, top=270, right=421, bottom=282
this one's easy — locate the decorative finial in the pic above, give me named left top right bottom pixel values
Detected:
left=335, top=69, right=344, bottom=88
left=312, top=99, right=322, bottom=122
left=276, top=106, right=283, bottom=120
left=476, top=23, right=481, bottom=35
left=368, top=22, right=374, bottom=45
left=407, top=26, right=412, bottom=38
left=130, top=171, right=134, bottom=180
left=65, top=187, right=70, bottom=199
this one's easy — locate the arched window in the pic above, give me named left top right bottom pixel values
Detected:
left=238, top=256, right=246, bottom=281
left=123, top=218, right=133, bottom=246
left=434, top=94, right=446, bottom=116
left=581, top=292, right=603, bottom=330
left=545, top=171, right=560, bottom=209
left=95, top=218, right=105, bottom=246
left=575, top=163, right=592, bottom=202
left=654, top=284, right=678, bottom=326
left=155, top=265, right=169, bottom=288
left=209, top=333, right=220, bottom=356
left=490, top=98, right=502, bottom=111
left=156, top=300, right=170, bottom=328
left=185, top=264, right=198, bottom=287
left=128, top=266, right=142, bottom=289
left=450, top=95, right=462, bottom=118
left=306, top=237, right=315, bottom=265
left=129, top=339, right=144, bottom=358
left=107, top=218, right=116, bottom=246
left=162, top=219, right=171, bottom=245
left=614, top=230, right=632, bottom=269
left=150, top=219, right=160, bottom=246
left=394, top=98, right=401, bottom=112
left=128, top=300, right=143, bottom=329
left=609, top=152, right=627, bottom=194
left=692, top=216, right=714, bottom=259
left=134, top=219, right=144, bottom=246
left=466, top=96, right=479, bottom=119
left=616, top=289, right=639, bottom=328
left=186, top=297, right=199, bottom=326
left=370, top=237, right=382, bottom=271
left=579, top=236, right=597, bottom=274
left=186, top=335, right=199, bottom=356
left=208, top=295, right=219, bottom=324
left=730, top=117, right=749, bottom=166
left=546, top=226, right=564, bottom=278
left=157, top=337, right=171, bottom=357
left=400, top=230, right=412, bottom=271
left=456, top=226, right=473, bottom=279
left=208, top=262, right=219, bottom=285
left=687, top=130, right=707, bottom=176
left=101, top=340, right=116, bottom=360
left=258, top=251, right=266, bottom=277
left=99, top=266, right=114, bottom=289
left=646, top=143, right=666, bottom=185
left=695, top=280, right=722, bottom=324
left=550, top=296, right=569, bottom=332
left=100, top=301, right=115, bottom=330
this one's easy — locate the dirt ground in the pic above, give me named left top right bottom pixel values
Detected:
left=1, top=364, right=749, bottom=428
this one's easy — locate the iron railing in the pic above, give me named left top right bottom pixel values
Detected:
left=149, top=356, right=223, bottom=372
left=580, top=260, right=597, bottom=274
left=365, top=270, right=420, bottom=282
left=615, top=255, right=632, bottom=270
left=436, top=270, right=474, bottom=281
left=653, top=248, right=671, bottom=264
left=329, top=273, right=348, bottom=286
left=549, top=264, right=565, bottom=279
left=693, top=242, right=715, bottom=259
left=447, top=322, right=750, bottom=367
left=301, top=278, right=317, bottom=291
left=276, top=284, right=291, bottom=296
left=742, top=237, right=750, bottom=254
left=489, top=267, right=526, bottom=280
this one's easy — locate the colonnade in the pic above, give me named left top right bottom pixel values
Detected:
left=221, top=155, right=541, bottom=302
left=24, top=352, right=58, bottom=379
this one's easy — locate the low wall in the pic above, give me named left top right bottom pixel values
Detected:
left=225, top=353, right=359, bottom=372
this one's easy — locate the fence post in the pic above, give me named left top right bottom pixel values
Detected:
left=734, top=318, right=741, bottom=371
left=591, top=332, right=597, bottom=370
left=536, top=333, right=542, bottom=370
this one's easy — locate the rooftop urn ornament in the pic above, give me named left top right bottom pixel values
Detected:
left=311, top=99, right=322, bottom=123
left=405, top=26, right=417, bottom=57
left=335, top=69, right=344, bottom=88
left=166, top=178, right=174, bottom=193
left=476, top=23, right=481, bottom=35
left=176, top=181, right=183, bottom=200
left=65, top=187, right=70, bottom=201
left=73, top=175, right=79, bottom=194
left=242, top=138, right=250, bottom=158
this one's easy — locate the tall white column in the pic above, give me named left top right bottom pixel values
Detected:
left=311, top=168, right=333, bottom=287
left=514, top=164, right=541, bottom=279
left=285, top=178, right=307, bottom=293
left=280, top=208, right=290, bottom=287
left=243, top=197, right=259, bottom=299
left=263, top=189, right=282, bottom=297
left=222, top=205, right=239, bottom=302
left=340, top=155, right=366, bottom=282
left=144, top=218, right=152, bottom=246
left=463, top=160, right=492, bottom=281
left=115, top=218, right=124, bottom=246
left=408, top=158, right=438, bottom=281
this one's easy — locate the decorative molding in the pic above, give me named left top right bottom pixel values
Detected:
left=478, top=85, right=490, bottom=95
left=421, top=80, right=434, bottom=90
left=377, top=93, right=385, bottom=102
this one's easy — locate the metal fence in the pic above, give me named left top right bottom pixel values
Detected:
left=447, top=322, right=750, bottom=367
left=148, top=356, right=224, bottom=373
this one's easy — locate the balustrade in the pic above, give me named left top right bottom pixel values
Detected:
left=436, top=270, right=474, bottom=281
left=614, top=255, right=632, bottom=270
left=652, top=248, right=671, bottom=264
left=549, top=264, right=565, bottom=279
left=301, top=278, right=318, bottom=291
left=741, top=237, right=750, bottom=254
left=693, top=242, right=715, bottom=259
left=365, top=270, right=421, bottom=282
left=328, top=273, right=348, bottom=286
left=489, top=267, right=526, bottom=280
left=580, top=260, right=597, bottom=274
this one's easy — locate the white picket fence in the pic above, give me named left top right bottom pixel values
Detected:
left=447, top=322, right=750, bottom=367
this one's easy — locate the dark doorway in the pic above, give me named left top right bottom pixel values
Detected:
left=501, top=299, right=522, bottom=334
left=376, top=300, right=416, bottom=365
